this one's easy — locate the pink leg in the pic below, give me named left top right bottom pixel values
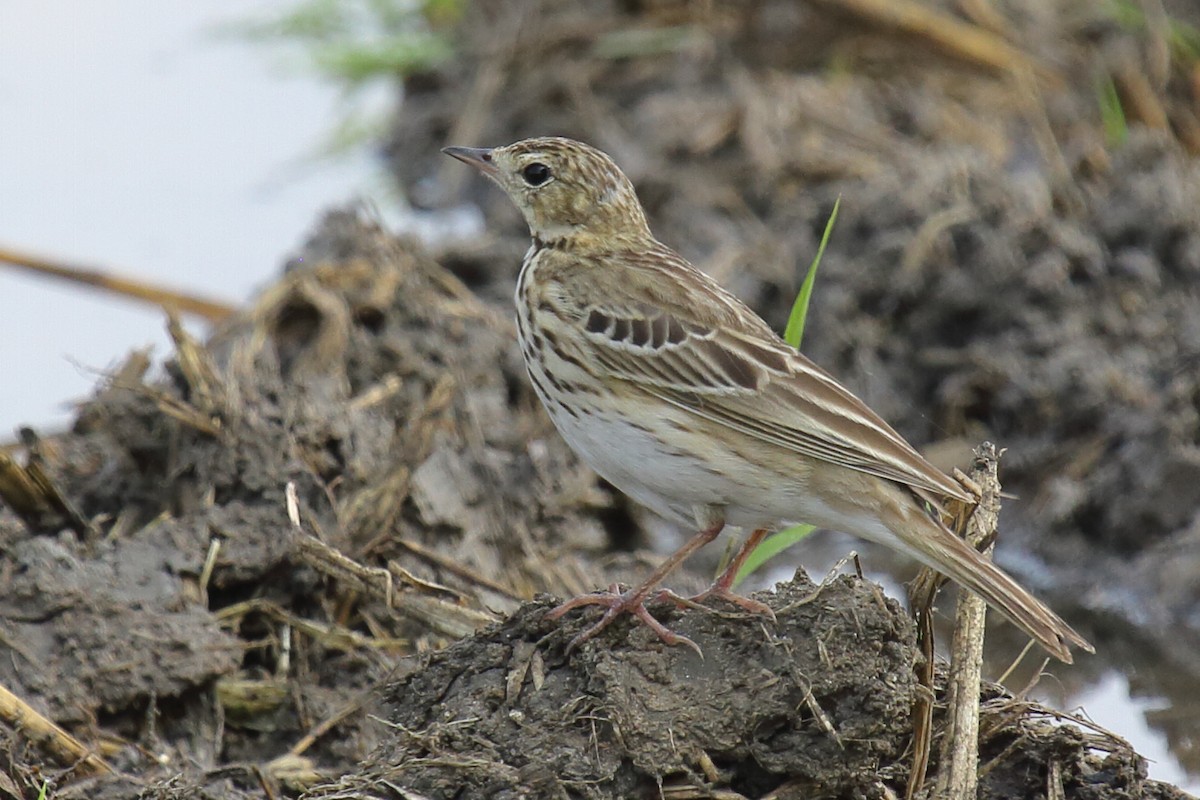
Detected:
left=656, top=528, right=777, bottom=620
left=546, top=518, right=727, bottom=654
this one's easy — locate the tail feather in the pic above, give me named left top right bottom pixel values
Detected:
left=899, top=513, right=1093, bottom=664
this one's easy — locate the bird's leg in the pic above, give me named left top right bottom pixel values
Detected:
left=546, top=518, right=727, bottom=654
left=656, top=528, right=776, bottom=620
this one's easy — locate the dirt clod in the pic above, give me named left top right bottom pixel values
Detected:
left=313, top=572, right=911, bottom=798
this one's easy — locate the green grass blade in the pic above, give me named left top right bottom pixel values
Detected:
left=1097, top=73, right=1128, bottom=147
left=733, top=524, right=816, bottom=587
left=783, top=195, right=840, bottom=350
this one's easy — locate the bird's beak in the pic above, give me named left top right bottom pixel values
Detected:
left=441, top=146, right=499, bottom=177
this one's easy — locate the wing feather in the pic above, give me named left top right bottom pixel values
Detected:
left=548, top=245, right=971, bottom=503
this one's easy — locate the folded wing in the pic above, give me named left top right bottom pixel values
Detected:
left=554, top=246, right=972, bottom=504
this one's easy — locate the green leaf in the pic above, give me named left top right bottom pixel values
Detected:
left=733, top=524, right=816, bottom=588
left=783, top=195, right=840, bottom=350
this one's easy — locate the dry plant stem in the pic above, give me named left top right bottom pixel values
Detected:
left=0, top=681, right=115, bottom=776
left=394, top=538, right=527, bottom=602
left=907, top=442, right=1002, bottom=799
left=1114, top=60, right=1170, bottom=131
left=906, top=536, right=956, bottom=797
left=166, top=312, right=227, bottom=415
left=955, top=0, right=1011, bottom=35
left=906, top=669, right=935, bottom=800
left=0, top=449, right=90, bottom=537
left=289, top=686, right=379, bottom=758
left=295, top=534, right=394, bottom=607
left=0, top=243, right=236, bottom=322
left=807, top=0, right=1060, bottom=84
left=285, top=483, right=499, bottom=640
left=932, top=442, right=1003, bottom=800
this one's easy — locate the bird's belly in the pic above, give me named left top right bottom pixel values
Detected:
left=542, top=398, right=735, bottom=526
left=538, top=388, right=853, bottom=535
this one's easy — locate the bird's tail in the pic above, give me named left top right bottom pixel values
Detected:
left=894, top=507, right=1093, bottom=664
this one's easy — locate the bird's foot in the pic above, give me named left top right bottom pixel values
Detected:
left=652, top=527, right=777, bottom=622
left=546, top=583, right=701, bottom=656
left=655, top=584, right=777, bottom=622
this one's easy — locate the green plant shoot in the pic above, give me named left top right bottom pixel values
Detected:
left=1097, top=73, right=1128, bottom=148
left=783, top=196, right=840, bottom=350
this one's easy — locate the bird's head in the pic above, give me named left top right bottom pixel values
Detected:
left=442, top=137, right=651, bottom=247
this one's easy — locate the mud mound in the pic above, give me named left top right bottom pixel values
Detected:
left=2, top=211, right=1188, bottom=798
left=0, top=212, right=606, bottom=797
left=308, top=572, right=1171, bottom=800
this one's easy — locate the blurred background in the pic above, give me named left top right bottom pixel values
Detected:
left=2, top=0, right=1198, bottom=792
left=0, top=0, right=387, bottom=429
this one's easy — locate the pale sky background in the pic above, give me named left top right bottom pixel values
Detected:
left=0, top=0, right=385, bottom=431
left=0, top=2, right=1194, bottom=793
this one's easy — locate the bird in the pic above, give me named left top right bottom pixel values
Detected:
left=442, top=136, right=1093, bottom=663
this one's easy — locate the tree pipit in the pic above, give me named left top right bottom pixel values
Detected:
left=444, top=137, right=1092, bottom=663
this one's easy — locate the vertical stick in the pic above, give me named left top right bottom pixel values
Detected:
left=933, top=442, right=1003, bottom=800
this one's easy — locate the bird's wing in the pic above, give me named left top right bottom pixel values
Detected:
left=551, top=245, right=972, bottom=504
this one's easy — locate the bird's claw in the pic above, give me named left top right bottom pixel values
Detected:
left=546, top=584, right=702, bottom=656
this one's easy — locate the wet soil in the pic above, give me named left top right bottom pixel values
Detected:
left=3, top=1, right=1200, bottom=798
left=0, top=209, right=1188, bottom=798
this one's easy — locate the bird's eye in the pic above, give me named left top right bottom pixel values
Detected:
left=521, top=162, right=552, bottom=186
